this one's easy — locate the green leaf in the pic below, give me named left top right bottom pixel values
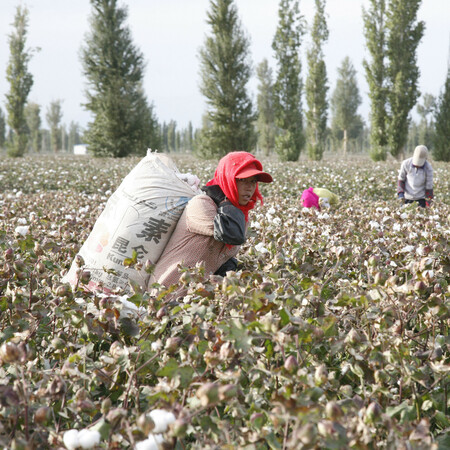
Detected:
left=156, top=358, right=179, bottom=378
left=279, top=308, right=290, bottom=327
left=437, top=432, right=450, bottom=450
left=177, top=366, right=194, bottom=388
left=265, top=432, right=282, bottom=449
left=120, top=317, right=140, bottom=337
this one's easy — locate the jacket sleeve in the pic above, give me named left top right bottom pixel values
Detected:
left=213, top=201, right=246, bottom=245
left=425, top=163, right=433, bottom=194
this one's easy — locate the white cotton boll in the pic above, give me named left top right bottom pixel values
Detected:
left=16, top=191, right=23, bottom=197
left=148, top=409, right=176, bottom=433
left=78, top=429, right=101, bottom=449
left=119, top=296, right=147, bottom=319
left=409, top=232, right=418, bottom=239
left=63, top=429, right=80, bottom=450
left=267, top=207, right=276, bottom=215
left=151, top=340, right=162, bottom=351
left=393, top=223, right=401, bottom=231
left=255, top=243, right=269, bottom=254
left=252, top=221, right=261, bottom=229
left=369, top=221, right=380, bottom=229
left=318, top=213, right=330, bottom=220
left=400, top=213, right=408, bottom=220
left=272, top=217, right=282, bottom=226
left=400, top=245, right=415, bottom=253
left=135, top=434, right=164, bottom=450
left=15, top=225, right=30, bottom=236
left=17, top=217, right=27, bottom=225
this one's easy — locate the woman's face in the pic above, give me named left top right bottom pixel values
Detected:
left=236, top=176, right=258, bottom=205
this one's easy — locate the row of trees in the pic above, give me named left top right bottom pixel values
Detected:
left=2, top=0, right=449, bottom=160
left=0, top=99, right=83, bottom=154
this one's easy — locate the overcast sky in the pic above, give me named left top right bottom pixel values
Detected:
left=0, top=0, right=449, bottom=131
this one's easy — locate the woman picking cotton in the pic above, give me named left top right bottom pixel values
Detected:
left=149, top=151, right=273, bottom=289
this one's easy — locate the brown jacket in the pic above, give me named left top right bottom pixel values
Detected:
left=150, top=194, right=241, bottom=288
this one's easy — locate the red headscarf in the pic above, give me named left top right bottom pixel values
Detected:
left=206, top=151, right=267, bottom=221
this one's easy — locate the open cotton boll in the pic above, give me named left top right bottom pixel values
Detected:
left=17, top=217, right=27, bottom=225
left=148, top=409, right=176, bottom=433
left=63, top=429, right=80, bottom=450
left=15, top=225, right=30, bottom=236
left=78, top=429, right=101, bottom=449
left=255, top=242, right=269, bottom=254
left=135, top=433, right=164, bottom=450
left=118, top=296, right=147, bottom=319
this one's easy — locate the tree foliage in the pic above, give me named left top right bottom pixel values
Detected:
left=415, top=93, right=436, bottom=147
left=331, top=57, right=363, bottom=154
left=197, top=0, right=255, bottom=159
left=256, top=59, right=276, bottom=156
left=81, top=0, right=159, bottom=157
left=385, top=0, right=424, bottom=158
left=363, top=0, right=388, bottom=161
left=25, top=102, right=41, bottom=153
left=433, top=71, right=450, bottom=161
left=305, top=0, right=329, bottom=161
left=272, top=0, right=305, bottom=161
left=46, top=100, right=63, bottom=153
left=5, top=5, right=34, bottom=158
left=363, top=0, right=424, bottom=161
left=0, top=108, right=6, bottom=150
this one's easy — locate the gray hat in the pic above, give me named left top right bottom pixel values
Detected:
left=413, top=145, right=428, bottom=166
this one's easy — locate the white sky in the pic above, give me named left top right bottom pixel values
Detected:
left=0, top=0, right=449, bottom=131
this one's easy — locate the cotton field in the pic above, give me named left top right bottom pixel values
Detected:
left=0, top=154, right=449, bottom=449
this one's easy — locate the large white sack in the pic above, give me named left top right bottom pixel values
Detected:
left=63, top=151, right=200, bottom=293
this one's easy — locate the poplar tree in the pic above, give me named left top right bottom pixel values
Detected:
left=81, top=0, right=159, bottom=157
left=256, top=59, right=276, bottom=156
left=197, top=0, right=255, bottom=159
left=433, top=71, right=450, bottom=161
left=331, top=57, right=362, bottom=155
left=46, top=100, right=63, bottom=153
left=363, top=0, right=388, bottom=161
left=416, top=93, right=435, bottom=146
left=25, top=102, right=41, bottom=153
left=5, top=6, right=34, bottom=157
left=0, top=108, right=6, bottom=150
left=386, top=0, right=424, bottom=158
left=305, top=0, right=329, bottom=161
left=272, top=0, right=305, bottom=161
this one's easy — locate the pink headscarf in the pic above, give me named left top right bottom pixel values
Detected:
left=301, top=187, right=320, bottom=210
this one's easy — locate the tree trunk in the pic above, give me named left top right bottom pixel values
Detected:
left=343, top=128, right=348, bottom=155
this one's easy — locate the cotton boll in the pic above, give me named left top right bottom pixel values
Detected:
left=151, top=340, right=162, bottom=351
left=17, top=217, right=27, bottom=225
left=255, top=243, right=269, bottom=254
left=135, top=434, right=164, bottom=450
left=148, top=409, right=176, bottom=433
left=78, top=429, right=101, bottom=449
left=63, top=429, right=80, bottom=450
left=15, top=225, right=30, bottom=236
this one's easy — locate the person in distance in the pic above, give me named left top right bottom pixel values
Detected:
left=397, top=145, right=433, bottom=208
